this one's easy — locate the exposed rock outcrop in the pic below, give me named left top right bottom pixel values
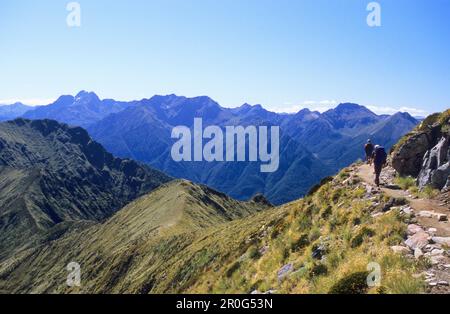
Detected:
left=392, top=123, right=442, bottom=177
left=418, top=136, right=450, bottom=190
left=392, top=110, right=450, bottom=191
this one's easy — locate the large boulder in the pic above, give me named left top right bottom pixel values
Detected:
left=417, top=136, right=450, bottom=190
left=392, top=132, right=435, bottom=177
left=392, top=110, right=450, bottom=190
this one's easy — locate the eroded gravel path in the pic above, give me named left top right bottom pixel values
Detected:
left=357, top=164, right=450, bottom=294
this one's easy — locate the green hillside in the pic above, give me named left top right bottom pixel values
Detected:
left=0, top=180, right=273, bottom=293
left=0, top=119, right=170, bottom=261
left=0, top=166, right=423, bottom=294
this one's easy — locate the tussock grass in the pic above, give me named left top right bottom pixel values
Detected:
left=394, top=176, right=416, bottom=190
left=419, top=185, right=440, bottom=199
left=187, top=169, right=425, bottom=294
left=1, top=168, right=426, bottom=294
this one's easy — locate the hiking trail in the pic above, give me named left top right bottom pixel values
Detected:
left=357, top=164, right=450, bottom=293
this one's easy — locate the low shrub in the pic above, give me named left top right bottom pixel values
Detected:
left=329, top=272, right=369, bottom=294
left=351, top=227, right=375, bottom=248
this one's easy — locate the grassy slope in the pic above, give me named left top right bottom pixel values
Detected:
left=0, top=167, right=424, bottom=294
left=0, top=180, right=274, bottom=293
left=189, top=165, right=424, bottom=294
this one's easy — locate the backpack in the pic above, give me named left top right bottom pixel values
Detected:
left=365, top=143, right=374, bottom=154
left=373, top=146, right=387, bottom=165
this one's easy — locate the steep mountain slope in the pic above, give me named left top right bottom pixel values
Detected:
left=0, top=103, right=33, bottom=121
left=282, top=105, right=418, bottom=170
left=22, top=91, right=135, bottom=127
left=88, top=96, right=416, bottom=203
left=0, top=180, right=273, bottom=294
left=86, top=95, right=333, bottom=204
left=0, top=163, right=424, bottom=294
left=322, top=103, right=380, bottom=131
left=0, top=119, right=170, bottom=261
left=319, top=112, right=419, bottom=170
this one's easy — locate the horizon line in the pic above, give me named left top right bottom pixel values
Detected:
left=0, top=90, right=433, bottom=117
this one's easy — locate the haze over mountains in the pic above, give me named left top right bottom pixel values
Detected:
left=3, top=91, right=419, bottom=204
left=0, top=103, right=33, bottom=122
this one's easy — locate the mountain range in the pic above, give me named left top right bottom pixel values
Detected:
left=0, top=116, right=427, bottom=294
left=0, top=110, right=445, bottom=294
left=2, top=91, right=419, bottom=204
left=0, top=103, right=33, bottom=122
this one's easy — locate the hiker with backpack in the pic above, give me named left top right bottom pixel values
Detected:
left=364, top=139, right=374, bottom=165
left=372, top=145, right=387, bottom=187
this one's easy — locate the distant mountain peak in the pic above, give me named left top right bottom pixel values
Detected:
left=335, top=103, right=370, bottom=112
left=234, top=103, right=265, bottom=112
left=75, top=90, right=100, bottom=103
left=0, top=102, right=27, bottom=108
left=390, top=111, right=418, bottom=123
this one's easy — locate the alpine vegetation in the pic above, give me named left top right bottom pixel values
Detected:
left=171, top=118, right=280, bottom=173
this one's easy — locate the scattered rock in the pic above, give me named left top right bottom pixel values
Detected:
left=277, top=264, right=293, bottom=281
left=391, top=246, right=411, bottom=255
left=432, top=237, right=450, bottom=246
left=407, top=224, right=424, bottom=235
left=418, top=211, right=448, bottom=221
left=431, top=249, right=444, bottom=256
left=251, top=289, right=277, bottom=295
left=371, top=212, right=384, bottom=218
left=427, top=228, right=438, bottom=235
left=438, top=281, right=449, bottom=286
left=405, top=232, right=430, bottom=250
left=259, top=245, right=269, bottom=256
left=430, top=255, right=446, bottom=265
left=437, top=213, right=448, bottom=221
left=401, top=206, right=414, bottom=215
left=414, top=248, right=424, bottom=259
left=312, top=245, right=326, bottom=260
left=418, top=211, right=434, bottom=218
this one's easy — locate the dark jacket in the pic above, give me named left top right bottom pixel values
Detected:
left=365, top=143, right=374, bottom=156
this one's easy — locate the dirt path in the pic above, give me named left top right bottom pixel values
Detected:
left=357, top=164, right=450, bottom=237
left=357, top=164, right=450, bottom=293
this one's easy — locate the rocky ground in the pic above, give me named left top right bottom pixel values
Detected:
left=357, top=164, right=450, bottom=294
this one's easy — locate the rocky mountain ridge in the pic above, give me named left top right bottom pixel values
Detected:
left=0, top=119, right=171, bottom=261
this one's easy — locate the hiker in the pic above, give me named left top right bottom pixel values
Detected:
left=364, top=139, right=374, bottom=165
left=372, top=145, right=387, bottom=187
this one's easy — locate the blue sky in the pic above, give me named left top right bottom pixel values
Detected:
left=0, top=0, right=449, bottom=115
